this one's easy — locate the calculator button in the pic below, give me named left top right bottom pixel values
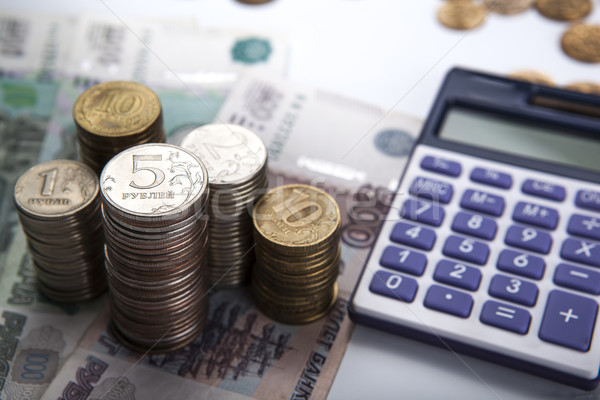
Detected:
left=480, top=301, right=531, bottom=335
left=420, top=156, right=461, bottom=177
left=470, top=167, right=512, bottom=189
left=575, top=189, right=600, bottom=213
left=433, top=260, right=481, bottom=291
left=460, top=189, right=505, bottom=216
left=409, top=177, right=453, bottom=204
left=488, top=275, right=538, bottom=306
left=539, top=290, right=598, bottom=352
left=497, top=249, right=545, bottom=280
left=451, top=211, right=497, bottom=240
left=505, top=225, right=552, bottom=254
left=423, top=285, right=473, bottom=318
left=442, top=235, right=489, bottom=265
left=512, top=201, right=559, bottom=230
left=380, top=246, right=427, bottom=276
left=560, top=238, right=600, bottom=268
left=567, top=214, right=600, bottom=241
left=554, top=263, right=600, bottom=295
left=369, top=270, right=418, bottom=302
left=400, top=199, right=445, bottom=227
left=521, top=179, right=566, bottom=202
left=390, top=222, right=436, bottom=250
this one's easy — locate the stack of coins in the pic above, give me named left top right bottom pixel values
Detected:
left=179, top=123, right=268, bottom=289
left=73, top=81, right=166, bottom=175
left=252, top=184, right=341, bottom=324
left=13, top=160, right=106, bottom=302
left=100, top=143, right=209, bottom=353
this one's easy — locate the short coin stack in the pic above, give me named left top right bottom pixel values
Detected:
left=252, top=184, right=341, bottom=324
left=180, top=123, right=268, bottom=289
left=100, top=143, right=209, bottom=353
left=14, top=160, right=106, bottom=302
left=73, top=81, right=166, bottom=175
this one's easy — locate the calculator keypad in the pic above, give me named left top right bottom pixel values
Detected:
left=354, top=144, right=600, bottom=384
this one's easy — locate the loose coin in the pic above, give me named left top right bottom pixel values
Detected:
left=508, top=69, right=556, bottom=85
left=536, top=0, right=592, bottom=21
left=565, top=81, right=600, bottom=95
left=438, top=0, right=487, bottom=30
left=561, top=24, right=600, bottom=63
left=485, top=0, right=533, bottom=14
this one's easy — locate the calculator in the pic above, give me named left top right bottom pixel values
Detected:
left=348, top=67, right=600, bottom=390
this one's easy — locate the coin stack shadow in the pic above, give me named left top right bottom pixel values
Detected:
left=100, top=143, right=209, bottom=353
left=251, top=184, right=341, bottom=324
left=73, top=81, right=166, bottom=176
left=14, top=160, right=106, bottom=302
left=180, top=124, right=268, bottom=289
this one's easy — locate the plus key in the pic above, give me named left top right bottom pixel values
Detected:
left=539, top=290, right=598, bottom=351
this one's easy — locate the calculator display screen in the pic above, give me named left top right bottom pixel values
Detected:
left=438, top=108, right=600, bottom=173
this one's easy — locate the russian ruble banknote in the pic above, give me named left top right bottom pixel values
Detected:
left=0, top=11, right=74, bottom=81
left=0, top=304, right=105, bottom=399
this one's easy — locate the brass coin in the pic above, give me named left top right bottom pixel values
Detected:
left=73, top=81, right=161, bottom=138
left=485, top=0, right=533, bottom=14
left=253, top=184, right=341, bottom=253
left=535, top=0, right=592, bottom=21
left=508, top=69, right=556, bottom=85
left=438, top=0, right=487, bottom=30
left=561, top=24, right=600, bottom=63
left=236, top=0, right=274, bottom=4
left=565, top=81, right=600, bottom=95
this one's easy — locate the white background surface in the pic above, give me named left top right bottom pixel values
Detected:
left=1, top=1, right=599, bottom=398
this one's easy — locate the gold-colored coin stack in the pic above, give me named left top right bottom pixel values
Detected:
left=73, top=81, right=166, bottom=175
left=14, top=160, right=106, bottom=302
left=179, top=124, right=268, bottom=289
left=100, top=143, right=210, bottom=353
left=252, top=184, right=341, bottom=324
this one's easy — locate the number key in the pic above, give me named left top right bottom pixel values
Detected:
left=380, top=246, right=427, bottom=276
left=442, top=235, right=489, bottom=265
left=400, top=199, right=445, bottom=227
left=369, top=270, right=418, bottom=302
left=497, top=249, right=545, bottom=280
left=390, top=222, right=436, bottom=250
left=488, top=274, right=538, bottom=306
left=451, top=211, right=497, bottom=240
left=433, top=260, right=481, bottom=291
left=505, top=225, right=552, bottom=254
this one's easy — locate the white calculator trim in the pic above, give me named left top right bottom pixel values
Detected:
left=350, top=144, right=600, bottom=383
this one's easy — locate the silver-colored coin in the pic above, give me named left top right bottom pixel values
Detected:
left=179, top=123, right=267, bottom=186
left=100, top=143, right=209, bottom=221
left=14, top=160, right=99, bottom=219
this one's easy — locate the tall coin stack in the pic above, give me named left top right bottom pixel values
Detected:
left=14, top=160, right=106, bottom=302
left=73, top=81, right=166, bottom=175
left=100, top=143, right=209, bottom=353
left=252, top=184, right=341, bottom=324
left=180, top=123, right=268, bottom=289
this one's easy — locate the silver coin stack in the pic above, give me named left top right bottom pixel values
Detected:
left=14, top=160, right=106, bottom=302
left=180, top=123, right=268, bottom=289
left=100, top=143, right=210, bottom=353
